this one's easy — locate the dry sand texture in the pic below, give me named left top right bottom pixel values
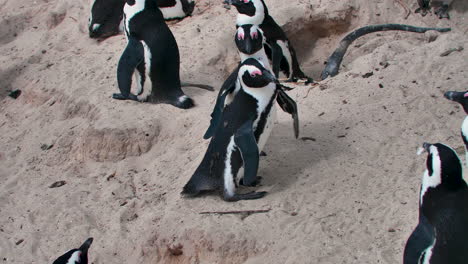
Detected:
left=0, top=0, right=467, bottom=263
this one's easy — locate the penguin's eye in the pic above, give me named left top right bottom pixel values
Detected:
left=251, top=31, right=258, bottom=39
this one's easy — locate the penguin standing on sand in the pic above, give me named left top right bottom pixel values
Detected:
left=53, top=238, right=93, bottom=264
left=444, top=90, right=468, bottom=163
left=182, top=58, right=298, bottom=201
left=204, top=24, right=298, bottom=140
left=224, top=0, right=313, bottom=83
left=404, top=142, right=468, bottom=264
left=88, top=0, right=195, bottom=39
left=112, top=0, right=209, bottom=109
left=416, top=0, right=453, bottom=19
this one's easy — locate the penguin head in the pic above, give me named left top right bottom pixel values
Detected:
left=226, top=0, right=266, bottom=20
left=444, top=90, right=468, bottom=114
left=88, top=0, right=125, bottom=39
left=238, top=58, right=276, bottom=89
left=52, top=238, right=93, bottom=264
left=420, top=142, right=464, bottom=205
left=235, top=24, right=265, bottom=55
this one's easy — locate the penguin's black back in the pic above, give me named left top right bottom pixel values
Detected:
left=403, top=214, right=435, bottom=264
left=421, top=189, right=468, bottom=263
left=126, top=2, right=182, bottom=100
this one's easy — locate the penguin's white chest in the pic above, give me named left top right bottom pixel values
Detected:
left=257, top=104, right=277, bottom=152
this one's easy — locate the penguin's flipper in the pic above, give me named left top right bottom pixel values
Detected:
left=115, top=36, right=144, bottom=100
left=276, top=88, right=299, bottom=138
left=234, top=119, right=260, bottom=187
left=271, top=41, right=283, bottom=78
left=403, top=215, right=435, bottom=264
left=203, top=68, right=239, bottom=139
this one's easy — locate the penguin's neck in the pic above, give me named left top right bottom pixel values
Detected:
left=239, top=49, right=271, bottom=71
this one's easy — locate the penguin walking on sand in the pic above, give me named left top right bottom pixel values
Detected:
left=89, top=0, right=195, bottom=39
left=182, top=58, right=298, bottom=201
left=416, top=0, right=453, bottom=19
left=204, top=24, right=298, bottom=140
left=112, top=0, right=211, bottom=109
left=53, top=238, right=93, bottom=264
left=444, top=90, right=468, bottom=164
left=404, top=142, right=468, bottom=264
left=224, top=0, right=313, bottom=84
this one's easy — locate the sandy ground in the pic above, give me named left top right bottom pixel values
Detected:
left=0, top=0, right=467, bottom=263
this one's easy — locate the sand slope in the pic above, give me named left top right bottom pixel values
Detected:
left=0, top=0, right=467, bottom=263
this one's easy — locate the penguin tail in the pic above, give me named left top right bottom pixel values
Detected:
left=181, top=169, right=218, bottom=197
left=181, top=180, right=200, bottom=197
left=172, top=95, right=195, bottom=109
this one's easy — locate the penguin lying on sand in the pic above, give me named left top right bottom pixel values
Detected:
left=204, top=24, right=298, bottom=140
left=53, top=238, right=93, bottom=264
left=224, top=0, right=313, bottom=84
left=404, top=142, right=468, bottom=264
left=416, top=0, right=453, bottom=19
left=444, top=90, right=468, bottom=164
left=182, top=58, right=298, bottom=201
left=89, top=0, right=195, bottom=39
left=112, top=0, right=212, bottom=109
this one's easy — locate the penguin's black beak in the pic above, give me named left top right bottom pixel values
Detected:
left=244, top=40, right=253, bottom=54
left=444, top=91, right=466, bottom=103
left=423, top=142, right=432, bottom=153
left=262, top=70, right=276, bottom=83
left=79, top=237, right=93, bottom=252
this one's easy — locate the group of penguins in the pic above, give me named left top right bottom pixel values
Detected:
left=49, top=0, right=463, bottom=263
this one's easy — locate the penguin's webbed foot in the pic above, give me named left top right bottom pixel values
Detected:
left=239, top=176, right=263, bottom=187
left=112, top=93, right=140, bottom=101
left=415, top=7, right=429, bottom=16
left=224, top=191, right=267, bottom=201
left=435, top=5, right=450, bottom=19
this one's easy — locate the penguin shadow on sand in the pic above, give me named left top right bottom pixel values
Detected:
left=261, top=119, right=348, bottom=193
left=0, top=13, right=29, bottom=46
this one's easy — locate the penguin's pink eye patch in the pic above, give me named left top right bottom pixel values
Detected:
left=251, top=31, right=258, bottom=39
left=464, top=92, right=468, bottom=98
left=243, top=0, right=250, bottom=3
left=250, top=70, right=262, bottom=77
left=237, top=32, right=245, bottom=40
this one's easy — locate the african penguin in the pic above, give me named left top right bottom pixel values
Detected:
left=444, top=90, right=468, bottom=164
left=416, top=0, right=453, bottom=19
left=88, top=0, right=195, bottom=39
left=112, top=0, right=196, bottom=109
left=52, top=237, right=93, bottom=264
left=204, top=24, right=298, bottom=140
left=182, top=58, right=299, bottom=201
left=409, top=142, right=468, bottom=264
left=225, top=0, right=313, bottom=84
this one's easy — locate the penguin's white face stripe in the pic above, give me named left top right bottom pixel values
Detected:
left=66, top=251, right=81, bottom=264
left=420, top=145, right=442, bottom=205
left=159, top=0, right=186, bottom=20
left=237, top=27, right=245, bottom=40
left=276, top=40, right=293, bottom=78
left=224, top=137, right=236, bottom=197
left=124, top=0, right=146, bottom=33
left=236, top=0, right=265, bottom=26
